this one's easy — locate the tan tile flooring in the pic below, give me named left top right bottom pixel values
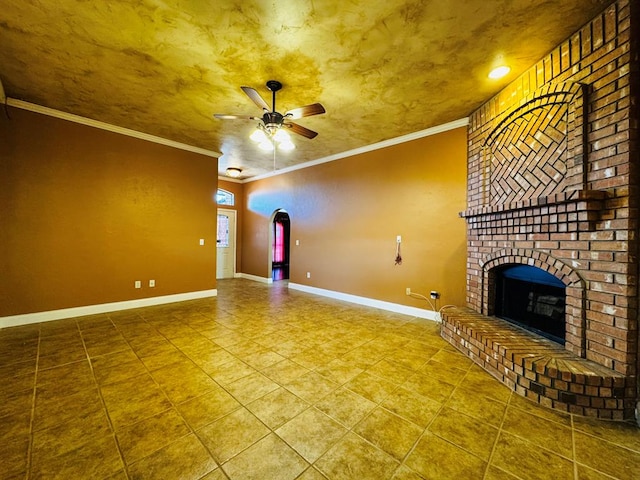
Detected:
left=1, top=279, right=639, bottom=480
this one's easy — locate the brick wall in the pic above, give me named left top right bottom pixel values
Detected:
left=462, top=0, right=638, bottom=384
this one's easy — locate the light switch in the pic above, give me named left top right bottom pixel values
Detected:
left=199, top=239, right=205, bottom=245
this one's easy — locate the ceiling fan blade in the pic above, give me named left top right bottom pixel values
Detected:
left=285, top=122, right=318, bottom=139
left=213, top=114, right=257, bottom=120
left=241, top=86, right=270, bottom=111
left=285, top=103, right=326, bottom=119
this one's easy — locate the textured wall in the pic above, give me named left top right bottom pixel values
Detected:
left=0, top=107, right=218, bottom=317
left=241, top=127, right=468, bottom=309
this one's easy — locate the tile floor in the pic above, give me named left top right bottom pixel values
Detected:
left=1, top=279, right=639, bottom=480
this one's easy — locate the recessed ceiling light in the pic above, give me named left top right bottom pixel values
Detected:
left=488, top=65, right=511, bottom=79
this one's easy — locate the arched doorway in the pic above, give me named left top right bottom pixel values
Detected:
left=271, top=210, right=290, bottom=281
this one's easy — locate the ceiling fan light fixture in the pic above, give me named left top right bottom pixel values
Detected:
left=251, top=121, right=295, bottom=151
left=273, top=129, right=291, bottom=143
left=250, top=128, right=268, bottom=143
left=279, top=140, right=295, bottom=151
left=226, top=167, right=242, bottom=178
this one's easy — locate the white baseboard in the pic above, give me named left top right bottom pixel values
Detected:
left=0, top=289, right=218, bottom=329
left=288, top=283, right=439, bottom=321
left=238, top=273, right=273, bottom=284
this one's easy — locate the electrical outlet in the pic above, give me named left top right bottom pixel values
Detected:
left=199, top=239, right=205, bottom=245
left=306, top=272, right=311, bottom=278
left=430, top=291, right=440, bottom=299
left=149, top=280, right=155, bottom=287
left=134, top=280, right=141, bottom=289
left=406, top=287, right=411, bottom=295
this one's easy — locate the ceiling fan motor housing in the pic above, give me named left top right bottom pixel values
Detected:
left=263, top=111, right=284, bottom=132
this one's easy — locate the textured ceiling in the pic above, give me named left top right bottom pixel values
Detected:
left=0, top=0, right=613, bottom=179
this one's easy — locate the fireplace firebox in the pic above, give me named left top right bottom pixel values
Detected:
left=494, top=265, right=566, bottom=345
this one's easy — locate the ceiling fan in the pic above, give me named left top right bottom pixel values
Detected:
left=214, top=80, right=325, bottom=146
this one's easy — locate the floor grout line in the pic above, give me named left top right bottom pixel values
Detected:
left=79, top=317, right=132, bottom=480
left=24, top=325, right=42, bottom=480
left=571, top=413, right=579, bottom=480
left=6, top=280, right=638, bottom=480
left=478, top=371, right=512, bottom=480
left=109, top=312, right=225, bottom=477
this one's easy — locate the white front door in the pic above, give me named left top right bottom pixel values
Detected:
left=216, top=208, right=236, bottom=279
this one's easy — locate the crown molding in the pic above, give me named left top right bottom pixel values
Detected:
left=244, top=117, right=469, bottom=183
left=217, top=176, right=243, bottom=184
left=6, top=98, right=221, bottom=158
left=5, top=97, right=466, bottom=177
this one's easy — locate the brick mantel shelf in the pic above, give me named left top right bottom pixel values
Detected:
left=460, top=190, right=606, bottom=221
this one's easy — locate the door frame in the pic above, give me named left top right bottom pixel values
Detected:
left=217, top=208, right=237, bottom=279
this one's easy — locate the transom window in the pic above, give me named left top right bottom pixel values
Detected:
left=216, top=189, right=234, bottom=206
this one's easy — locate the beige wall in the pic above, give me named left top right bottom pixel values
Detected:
left=0, top=107, right=218, bottom=317
left=242, top=127, right=468, bottom=308
left=1, top=106, right=467, bottom=317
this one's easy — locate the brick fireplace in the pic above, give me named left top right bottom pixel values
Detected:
left=441, top=0, right=639, bottom=420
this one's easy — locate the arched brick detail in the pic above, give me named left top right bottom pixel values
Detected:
left=484, top=82, right=585, bottom=148
left=480, top=248, right=586, bottom=356
left=480, top=248, right=582, bottom=285
left=480, top=82, right=587, bottom=206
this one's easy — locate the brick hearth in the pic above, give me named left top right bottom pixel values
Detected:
left=441, top=307, right=635, bottom=419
